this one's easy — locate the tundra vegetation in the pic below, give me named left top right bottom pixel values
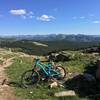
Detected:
left=0, top=40, right=100, bottom=100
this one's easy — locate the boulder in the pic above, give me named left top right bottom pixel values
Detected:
left=64, top=74, right=96, bottom=97
left=96, top=60, right=100, bottom=80
left=92, top=53, right=99, bottom=57
left=54, top=90, right=76, bottom=97
left=55, top=54, right=70, bottom=62
left=46, top=52, right=72, bottom=62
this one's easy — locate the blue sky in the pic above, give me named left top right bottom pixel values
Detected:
left=0, top=0, right=100, bottom=35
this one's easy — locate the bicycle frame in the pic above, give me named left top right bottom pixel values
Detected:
left=33, top=59, right=60, bottom=77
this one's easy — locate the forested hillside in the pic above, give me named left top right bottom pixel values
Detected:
left=0, top=40, right=99, bottom=55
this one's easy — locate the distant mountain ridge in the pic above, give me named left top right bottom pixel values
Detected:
left=0, top=34, right=100, bottom=42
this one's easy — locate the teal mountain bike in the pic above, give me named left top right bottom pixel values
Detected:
left=21, top=58, right=66, bottom=88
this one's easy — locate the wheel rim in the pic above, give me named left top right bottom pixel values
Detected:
left=55, top=66, right=66, bottom=79
left=57, top=67, right=65, bottom=77
left=22, top=70, right=39, bottom=87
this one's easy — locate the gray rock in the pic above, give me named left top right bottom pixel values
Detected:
left=54, top=90, right=76, bottom=97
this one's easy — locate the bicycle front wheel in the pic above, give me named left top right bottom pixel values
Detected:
left=21, top=70, right=40, bottom=88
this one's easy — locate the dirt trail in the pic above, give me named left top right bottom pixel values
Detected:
left=0, top=57, right=16, bottom=100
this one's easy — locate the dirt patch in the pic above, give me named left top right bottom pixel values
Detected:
left=0, top=57, right=16, bottom=100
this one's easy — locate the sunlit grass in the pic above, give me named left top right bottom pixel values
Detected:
left=6, top=55, right=86, bottom=100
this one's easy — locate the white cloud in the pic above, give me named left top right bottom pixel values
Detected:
left=79, top=16, right=85, bottom=19
left=92, top=20, right=100, bottom=24
left=27, top=11, right=34, bottom=19
left=10, top=9, right=34, bottom=19
left=72, top=16, right=86, bottom=20
left=37, top=15, right=55, bottom=22
left=10, top=9, right=27, bottom=15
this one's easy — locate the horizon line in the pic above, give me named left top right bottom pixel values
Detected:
left=0, top=33, right=100, bottom=37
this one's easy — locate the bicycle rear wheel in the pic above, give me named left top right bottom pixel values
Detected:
left=54, top=66, right=67, bottom=80
left=21, top=70, right=40, bottom=88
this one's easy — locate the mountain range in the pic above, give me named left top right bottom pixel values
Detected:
left=0, top=34, right=100, bottom=42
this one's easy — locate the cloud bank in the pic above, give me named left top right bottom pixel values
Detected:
left=10, top=9, right=34, bottom=19
left=37, top=15, right=55, bottom=22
